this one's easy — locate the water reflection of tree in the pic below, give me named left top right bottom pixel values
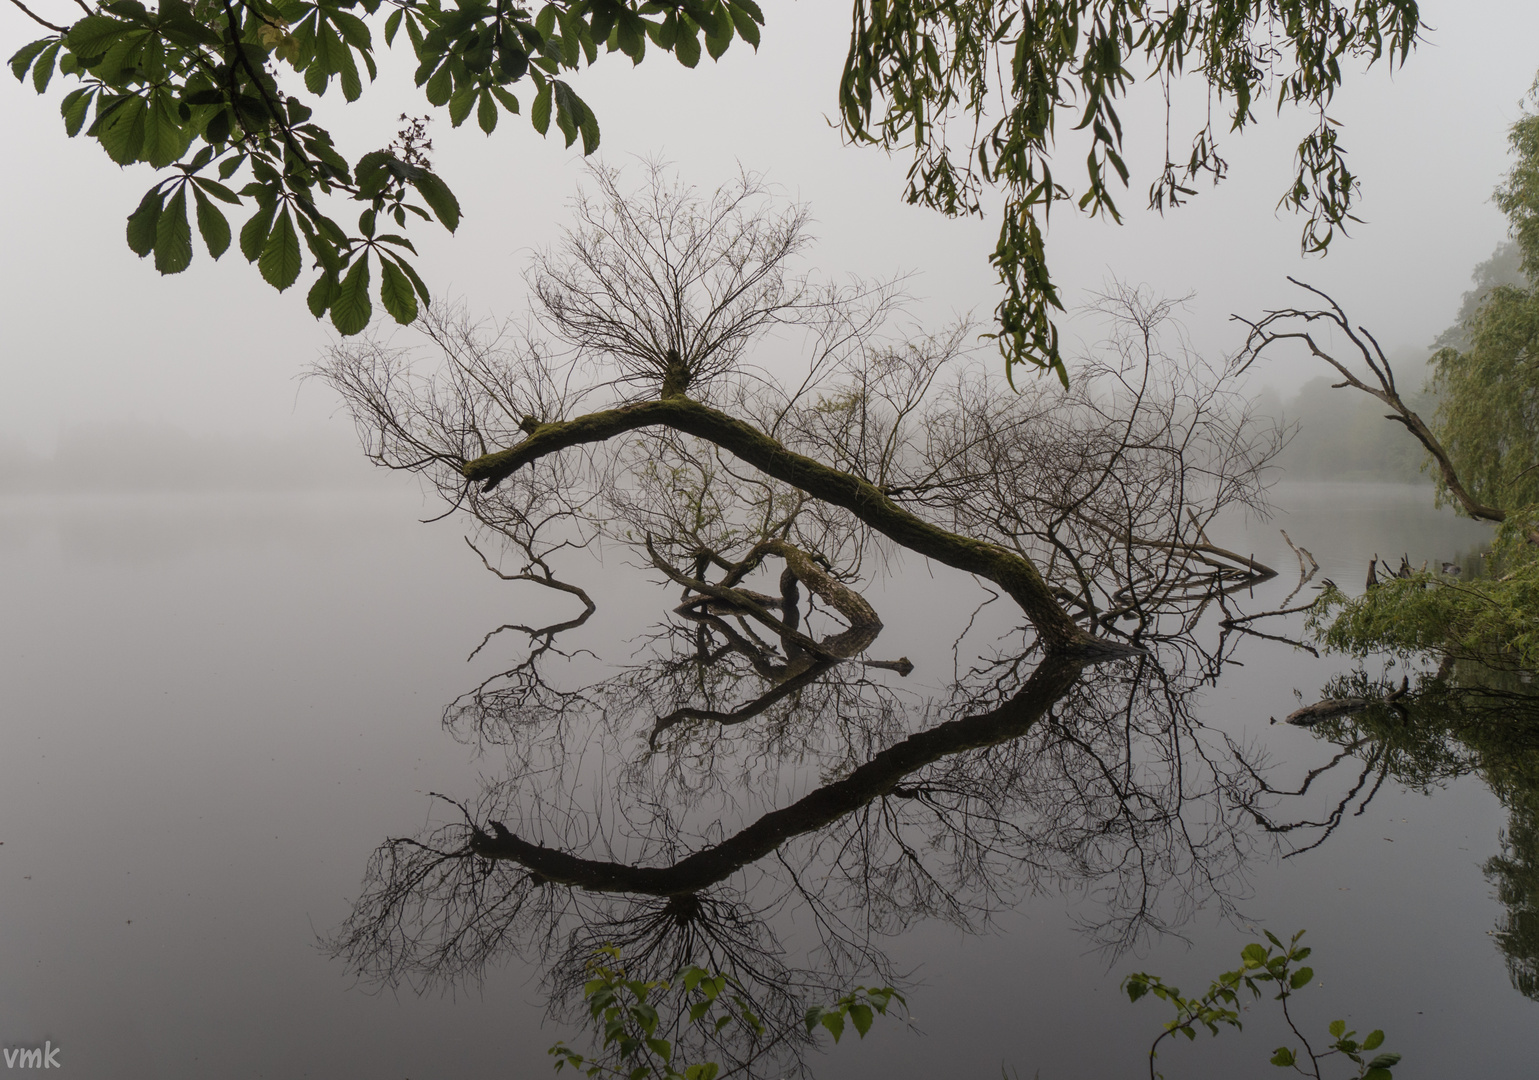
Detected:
left=1278, top=663, right=1539, bottom=1000
left=331, top=585, right=1326, bottom=1078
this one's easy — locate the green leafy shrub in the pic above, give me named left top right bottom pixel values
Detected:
left=1309, top=514, right=1539, bottom=670
left=1125, top=930, right=1401, bottom=1080
left=549, top=946, right=903, bottom=1080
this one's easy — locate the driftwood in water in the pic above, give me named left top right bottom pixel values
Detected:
left=1280, top=698, right=1371, bottom=727
left=1275, top=677, right=1409, bottom=726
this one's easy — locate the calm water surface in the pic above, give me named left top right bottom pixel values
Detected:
left=0, top=480, right=1528, bottom=1078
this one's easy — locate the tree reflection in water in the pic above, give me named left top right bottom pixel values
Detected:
left=1270, top=662, right=1539, bottom=1002
left=312, top=168, right=1373, bottom=1074
left=328, top=546, right=1369, bottom=1077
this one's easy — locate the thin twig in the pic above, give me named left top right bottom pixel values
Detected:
left=8, top=0, right=67, bottom=32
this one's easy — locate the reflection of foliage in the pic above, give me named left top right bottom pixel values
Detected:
left=1456, top=667, right=1539, bottom=1001
left=330, top=612, right=1304, bottom=1077
left=1287, top=663, right=1539, bottom=1002
left=1487, top=803, right=1539, bottom=1001
left=1125, top=930, right=1401, bottom=1080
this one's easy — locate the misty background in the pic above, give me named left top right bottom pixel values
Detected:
left=4, top=0, right=1539, bottom=480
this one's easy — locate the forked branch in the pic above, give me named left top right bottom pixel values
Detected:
left=1237, top=278, right=1505, bottom=523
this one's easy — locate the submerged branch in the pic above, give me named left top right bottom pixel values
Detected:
left=465, top=395, right=1110, bottom=655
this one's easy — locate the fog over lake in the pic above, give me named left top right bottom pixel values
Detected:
left=6, top=1, right=1539, bottom=1075
left=1, top=433, right=1528, bottom=1076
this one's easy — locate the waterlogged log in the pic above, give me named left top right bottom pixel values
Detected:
left=1280, top=698, right=1371, bottom=727
left=463, top=396, right=1110, bottom=655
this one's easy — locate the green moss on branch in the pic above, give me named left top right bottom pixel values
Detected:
left=463, top=395, right=1106, bottom=655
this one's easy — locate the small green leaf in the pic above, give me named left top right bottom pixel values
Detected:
left=31, top=40, right=60, bottom=93
left=424, top=60, right=452, bottom=106
left=1242, top=944, right=1268, bottom=967
left=391, top=255, right=432, bottom=308
left=411, top=172, right=461, bottom=232
left=9, top=37, right=53, bottom=82
left=60, top=86, right=93, bottom=136
left=94, top=94, right=149, bottom=165
left=1270, top=1048, right=1295, bottom=1068
left=819, top=1012, right=845, bottom=1043
left=477, top=88, right=497, bottom=133
left=673, top=22, right=700, bottom=67
left=1367, top=1053, right=1401, bottom=1069
left=378, top=255, right=419, bottom=324
left=329, top=9, right=373, bottom=51
left=704, top=7, right=733, bottom=59
left=154, top=185, right=193, bottom=274
left=307, top=270, right=339, bottom=317
left=681, top=0, right=720, bottom=37
left=125, top=186, right=164, bottom=257
left=331, top=255, right=372, bottom=334
left=1289, top=967, right=1313, bottom=990
left=192, top=185, right=231, bottom=258
left=337, top=45, right=363, bottom=101
left=531, top=81, right=552, bottom=134
left=847, top=1003, right=873, bottom=1037
left=65, top=16, right=130, bottom=58
left=260, top=205, right=303, bottom=291
left=552, top=82, right=579, bottom=147
left=142, top=88, right=191, bottom=168
left=1329, top=1020, right=1346, bottom=1038
left=490, top=85, right=520, bottom=113
left=727, top=2, right=759, bottom=49
left=615, top=8, right=644, bottom=60
left=448, top=85, right=475, bottom=127
left=578, top=98, right=599, bottom=154
left=192, top=177, right=242, bottom=205
left=239, top=199, right=278, bottom=263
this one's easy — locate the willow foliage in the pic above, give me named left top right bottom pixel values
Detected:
left=1430, top=90, right=1539, bottom=511
left=9, top=0, right=1421, bottom=366
left=1310, top=516, right=1539, bottom=671
left=840, top=0, right=1423, bottom=381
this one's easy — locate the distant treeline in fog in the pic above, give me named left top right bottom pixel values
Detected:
left=0, top=423, right=377, bottom=492
left=1264, top=240, right=1529, bottom=485
left=1260, top=355, right=1437, bottom=484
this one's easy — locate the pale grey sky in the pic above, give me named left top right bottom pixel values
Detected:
left=2, top=0, right=1536, bottom=454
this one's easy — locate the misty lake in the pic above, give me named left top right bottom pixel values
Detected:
left=2, top=478, right=1534, bottom=1079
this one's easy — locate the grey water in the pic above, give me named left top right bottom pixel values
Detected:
left=0, top=478, right=1528, bottom=1078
